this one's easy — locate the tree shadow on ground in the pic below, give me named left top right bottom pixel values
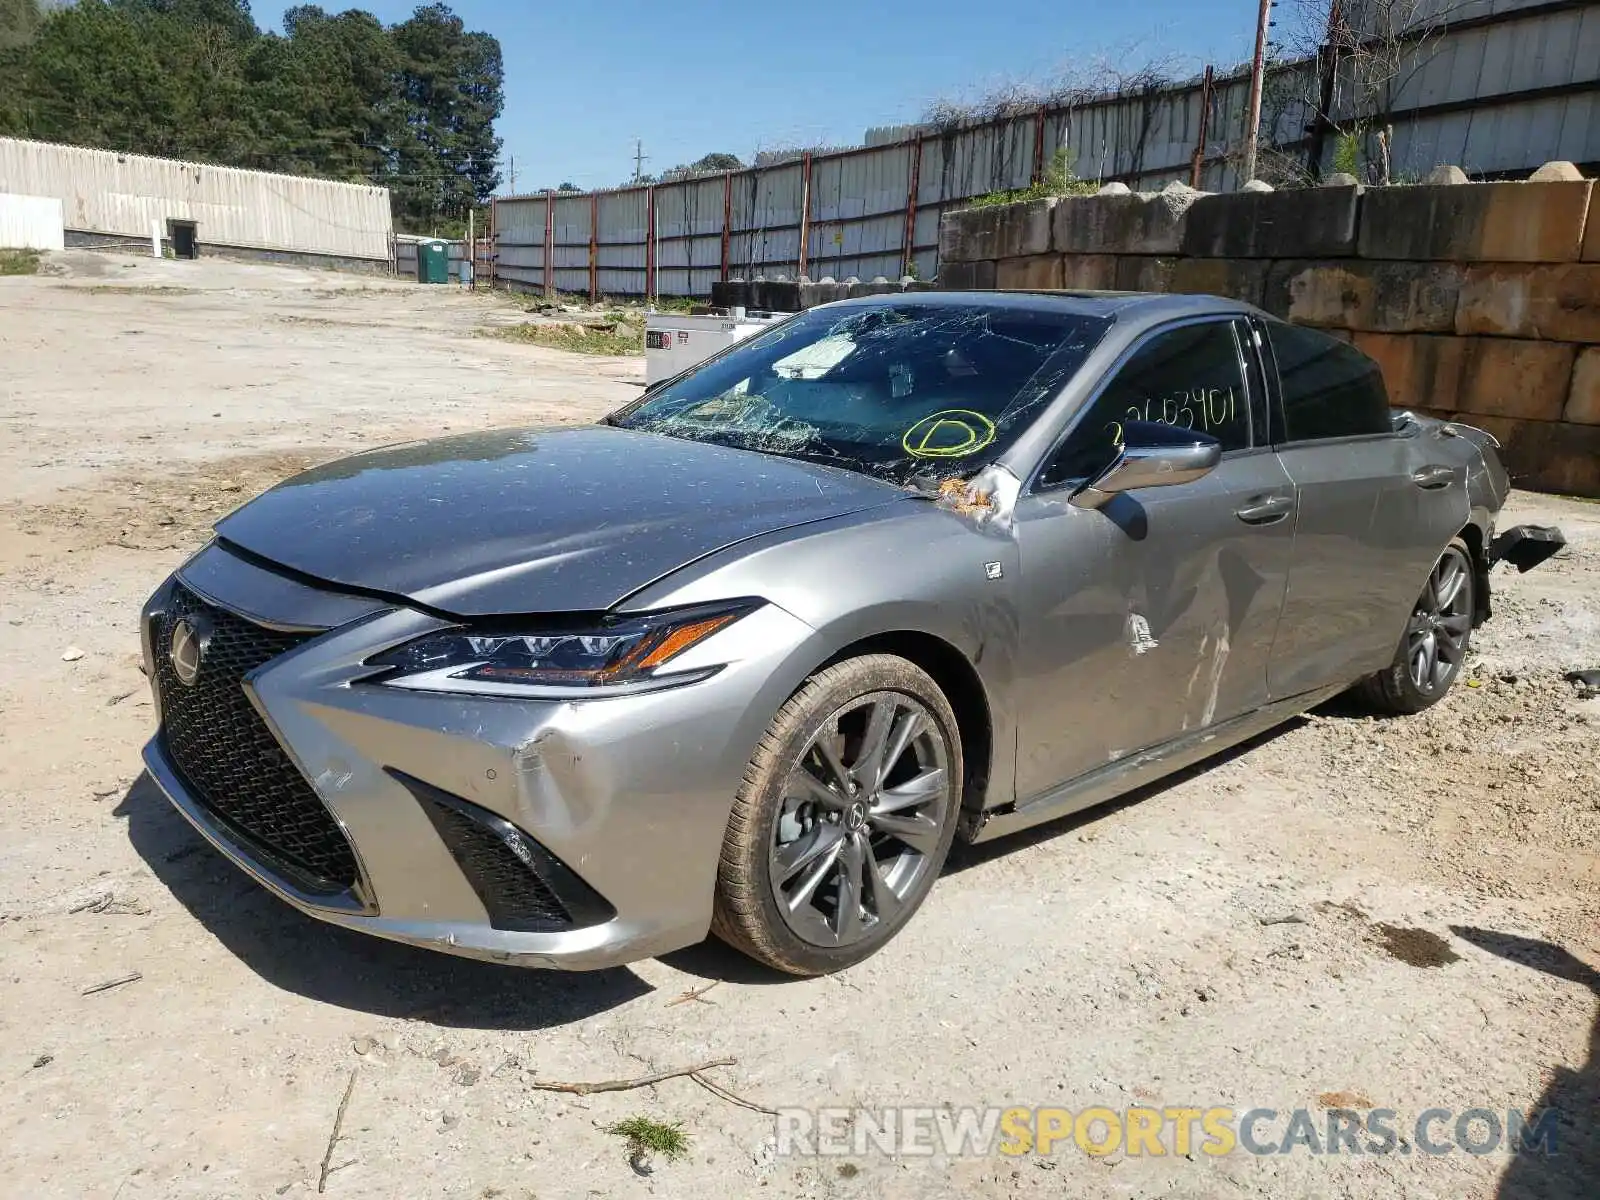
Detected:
left=116, top=771, right=650, bottom=1029
left=1452, top=926, right=1598, bottom=1199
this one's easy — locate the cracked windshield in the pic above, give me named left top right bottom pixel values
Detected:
left=614, top=303, right=1111, bottom=480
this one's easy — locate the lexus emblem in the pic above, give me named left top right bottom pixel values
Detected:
left=169, top=617, right=206, bottom=686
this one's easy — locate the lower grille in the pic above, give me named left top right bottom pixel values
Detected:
left=153, top=584, right=360, bottom=894
left=393, top=771, right=614, bottom=933
left=420, top=800, right=573, bottom=931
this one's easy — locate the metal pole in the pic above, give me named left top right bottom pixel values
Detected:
left=1032, top=108, right=1047, bottom=186
left=1191, top=66, right=1215, bottom=188
left=720, top=171, right=732, bottom=282
left=589, top=193, right=599, bottom=303
left=1308, top=0, right=1344, bottom=179
left=1242, top=0, right=1273, bottom=185
left=797, top=153, right=813, bottom=280
left=645, top=185, right=656, bottom=302
left=543, top=189, right=555, bottom=300
left=902, top=134, right=923, bottom=279
left=467, top=208, right=474, bottom=290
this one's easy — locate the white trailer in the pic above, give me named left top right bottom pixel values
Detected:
left=644, top=310, right=785, bottom=386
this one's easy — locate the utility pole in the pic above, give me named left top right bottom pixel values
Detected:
left=506, top=154, right=516, bottom=195
left=1242, top=0, right=1275, bottom=185
left=632, top=139, right=648, bottom=183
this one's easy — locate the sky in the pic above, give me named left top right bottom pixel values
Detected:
left=257, top=0, right=1276, bottom=194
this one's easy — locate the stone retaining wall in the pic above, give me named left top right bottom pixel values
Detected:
left=938, top=171, right=1600, bottom=497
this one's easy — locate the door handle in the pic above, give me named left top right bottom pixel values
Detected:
left=1234, top=493, right=1294, bottom=525
left=1412, top=464, right=1457, bottom=490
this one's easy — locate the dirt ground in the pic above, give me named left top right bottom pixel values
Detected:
left=1, top=253, right=1596, bottom=1200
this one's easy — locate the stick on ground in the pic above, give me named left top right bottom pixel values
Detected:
left=530, top=1057, right=736, bottom=1096
left=318, top=1069, right=358, bottom=1194
left=665, top=980, right=720, bottom=1007
left=81, top=972, right=141, bottom=995
left=690, top=1071, right=778, bottom=1115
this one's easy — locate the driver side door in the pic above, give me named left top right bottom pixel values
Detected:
left=1009, top=317, right=1296, bottom=802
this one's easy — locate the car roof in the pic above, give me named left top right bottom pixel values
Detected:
left=816, top=289, right=1260, bottom=325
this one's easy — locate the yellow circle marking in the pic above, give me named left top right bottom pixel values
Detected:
left=901, top=408, right=997, bottom=459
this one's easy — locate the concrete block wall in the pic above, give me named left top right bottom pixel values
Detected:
left=938, top=173, right=1600, bottom=498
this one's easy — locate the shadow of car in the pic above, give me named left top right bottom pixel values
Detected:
left=115, top=771, right=651, bottom=1030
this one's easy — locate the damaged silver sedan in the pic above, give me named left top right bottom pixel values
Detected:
left=139, top=292, right=1563, bottom=975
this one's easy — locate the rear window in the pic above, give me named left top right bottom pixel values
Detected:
left=1266, top=322, right=1392, bottom=442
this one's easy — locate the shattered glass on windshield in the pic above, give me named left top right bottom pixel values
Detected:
left=612, top=303, right=1111, bottom=483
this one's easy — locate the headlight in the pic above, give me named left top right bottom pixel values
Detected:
left=365, top=601, right=759, bottom=696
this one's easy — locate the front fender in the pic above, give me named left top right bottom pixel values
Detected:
left=625, top=502, right=1022, bottom=809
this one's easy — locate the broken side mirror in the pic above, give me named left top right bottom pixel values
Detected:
left=1070, top=421, right=1222, bottom=510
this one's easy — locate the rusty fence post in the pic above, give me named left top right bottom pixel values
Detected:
left=797, top=152, right=813, bottom=280
left=542, top=188, right=555, bottom=300
left=645, top=185, right=656, bottom=301
left=589, top=193, right=598, bottom=302
left=1032, top=108, right=1047, bottom=186
left=486, top=196, right=497, bottom=290
left=721, top=171, right=732, bottom=282
left=1191, top=66, right=1215, bottom=189
left=903, top=134, right=923, bottom=278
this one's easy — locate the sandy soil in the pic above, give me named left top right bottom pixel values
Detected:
left=0, top=253, right=1595, bottom=1200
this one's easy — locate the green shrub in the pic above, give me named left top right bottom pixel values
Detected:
left=1332, top=131, right=1362, bottom=179
left=0, top=248, right=42, bottom=276
left=969, top=147, right=1098, bottom=208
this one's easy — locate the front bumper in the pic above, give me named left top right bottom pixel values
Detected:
left=141, top=544, right=819, bottom=970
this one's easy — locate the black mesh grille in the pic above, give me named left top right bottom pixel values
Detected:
left=418, top=797, right=574, bottom=932
left=153, top=584, right=360, bottom=894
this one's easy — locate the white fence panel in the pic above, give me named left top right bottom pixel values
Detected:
left=0, top=192, right=65, bottom=251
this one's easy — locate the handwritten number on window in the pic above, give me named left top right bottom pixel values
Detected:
left=1120, top=387, right=1236, bottom=437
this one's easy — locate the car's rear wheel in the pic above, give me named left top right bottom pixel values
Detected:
left=1358, top=538, right=1475, bottom=715
left=711, top=654, right=962, bottom=976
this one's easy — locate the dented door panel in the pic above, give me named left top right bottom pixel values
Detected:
left=1010, top=453, right=1295, bottom=802
left=1269, top=436, right=1471, bottom=698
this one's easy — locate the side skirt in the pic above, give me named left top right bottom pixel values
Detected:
left=964, top=685, right=1344, bottom=845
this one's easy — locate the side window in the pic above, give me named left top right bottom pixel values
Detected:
left=1040, top=321, right=1252, bottom=488
left=1266, top=321, right=1392, bottom=441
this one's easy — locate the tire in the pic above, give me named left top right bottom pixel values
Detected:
left=1358, top=537, right=1475, bottom=716
left=711, top=654, right=963, bottom=976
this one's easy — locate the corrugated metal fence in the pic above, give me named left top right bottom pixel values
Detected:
left=492, top=0, right=1599, bottom=298
left=0, top=137, right=393, bottom=262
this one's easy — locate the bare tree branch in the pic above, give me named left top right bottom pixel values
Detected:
left=530, top=1058, right=737, bottom=1096
left=1271, top=0, right=1472, bottom=182
left=318, top=1070, right=358, bottom=1195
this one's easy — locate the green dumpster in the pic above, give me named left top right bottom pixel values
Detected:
left=417, top=239, right=450, bottom=284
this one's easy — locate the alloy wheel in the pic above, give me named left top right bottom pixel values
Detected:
left=1406, top=546, right=1472, bottom=695
left=769, top=691, right=952, bottom=947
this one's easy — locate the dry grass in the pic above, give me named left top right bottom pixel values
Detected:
left=486, top=320, right=642, bottom=356
left=80, top=284, right=200, bottom=295
left=0, top=248, right=42, bottom=276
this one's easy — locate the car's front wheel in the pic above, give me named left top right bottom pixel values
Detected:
left=1359, top=537, right=1475, bottom=715
left=711, top=654, right=963, bottom=976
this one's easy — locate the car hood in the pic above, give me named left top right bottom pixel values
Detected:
left=214, top=425, right=908, bottom=617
